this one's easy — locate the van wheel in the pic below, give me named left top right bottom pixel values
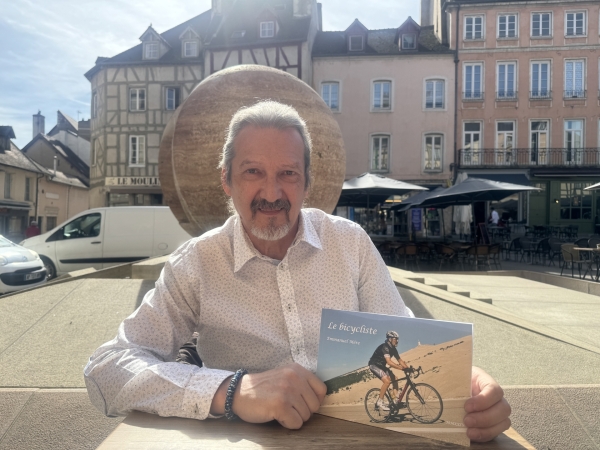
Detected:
left=40, top=256, right=56, bottom=280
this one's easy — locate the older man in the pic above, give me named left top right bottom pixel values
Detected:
left=85, top=101, right=510, bottom=441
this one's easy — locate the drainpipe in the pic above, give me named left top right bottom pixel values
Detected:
left=452, top=4, right=460, bottom=184
left=34, top=172, right=44, bottom=222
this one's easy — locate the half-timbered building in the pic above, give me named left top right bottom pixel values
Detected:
left=84, top=0, right=320, bottom=208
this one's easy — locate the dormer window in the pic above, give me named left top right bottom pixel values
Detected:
left=231, top=30, right=246, bottom=39
left=260, top=21, right=275, bottom=38
left=349, top=35, right=364, bottom=51
left=183, top=41, right=198, bottom=57
left=144, top=42, right=159, bottom=59
left=401, top=33, right=416, bottom=49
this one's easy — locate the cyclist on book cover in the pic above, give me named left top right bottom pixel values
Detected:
left=368, top=331, right=409, bottom=411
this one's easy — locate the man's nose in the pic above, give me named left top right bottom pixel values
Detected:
left=261, top=175, right=283, bottom=202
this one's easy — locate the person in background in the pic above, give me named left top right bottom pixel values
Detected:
left=25, top=220, right=41, bottom=238
left=489, top=208, right=499, bottom=226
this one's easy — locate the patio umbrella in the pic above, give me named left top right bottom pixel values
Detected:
left=584, top=182, right=600, bottom=191
left=390, top=187, right=446, bottom=212
left=417, top=177, right=540, bottom=208
left=418, top=177, right=540, bottom=242
left=337, top=173, right=428, bottom=208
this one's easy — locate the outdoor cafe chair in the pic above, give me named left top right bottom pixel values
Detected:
left=402, top=243, right=420, bottom=271
left=547, top=238, right=562, bottom=266
left=517, top=237, right=535, bottom=263
left=394, top=245, right=405, bottom=267
left=505, top=238, right=521, bottom=261
left=488, top=244, right=502, bottom=270
left=560, top=244, right=593, bottom=280
left=574, top=237, right=589, bottom=248
left=588, top=237, right=600, bottom=249
left=533, top=238, right=552, bottom=265
left=434, top=244, right=461, bottom=271
left=466, top=245, right=491, bottom=271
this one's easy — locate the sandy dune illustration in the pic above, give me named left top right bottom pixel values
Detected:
left=319, top=335, right=473, bottom=447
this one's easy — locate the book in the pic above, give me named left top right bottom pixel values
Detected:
left=316, top=309, right=473, bottom=447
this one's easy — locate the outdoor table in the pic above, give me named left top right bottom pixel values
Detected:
left=573, top=247, right=600, bottom=281
left=97, top=410, right=534, bottom=449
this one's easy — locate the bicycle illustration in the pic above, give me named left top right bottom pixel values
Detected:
left=364, top=366, right=443, bottom=424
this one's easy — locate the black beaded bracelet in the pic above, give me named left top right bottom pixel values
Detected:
left=224, top=369, right=247, bottom=421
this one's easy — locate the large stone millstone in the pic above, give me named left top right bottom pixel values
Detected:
left=158, top=65, right=346, bottom=237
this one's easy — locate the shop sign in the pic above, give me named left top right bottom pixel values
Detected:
left=105, top=177, right=161, bottom=187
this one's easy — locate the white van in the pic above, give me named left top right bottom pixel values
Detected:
left=20, top=206, right=192, bottom=279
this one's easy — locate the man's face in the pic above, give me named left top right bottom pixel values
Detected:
left=389, top=337, right=399, bottom=347
left=222, top=125, right=308, bottom=243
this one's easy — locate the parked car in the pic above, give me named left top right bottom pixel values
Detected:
left=20, top=206, right=192, bottom=279
left=0, top=235, right=47, bottom=294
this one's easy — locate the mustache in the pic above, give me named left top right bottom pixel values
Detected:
left=251, top=198, right=291, bottom=214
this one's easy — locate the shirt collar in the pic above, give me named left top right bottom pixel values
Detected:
left=232, top=210, right=323, bottom=273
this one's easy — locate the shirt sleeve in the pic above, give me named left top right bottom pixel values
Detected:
left=355, top=228, right=414, bottom=318
left=83, top=244, right=233, bottom=420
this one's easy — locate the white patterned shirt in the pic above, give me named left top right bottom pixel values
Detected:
left=84, top=208, right=412, bottom=420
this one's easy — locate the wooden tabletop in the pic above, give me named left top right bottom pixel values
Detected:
left=97, top=411, right=534, bottom=449
left=574, top=247, right=600, bottom=251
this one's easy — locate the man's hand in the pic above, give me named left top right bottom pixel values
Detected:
left=463, top=366, right=511, bottom=442
left=212, top=363, right=326, bottom=429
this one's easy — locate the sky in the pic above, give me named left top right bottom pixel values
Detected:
left=0, top=0, right=420, bottom=148
left=316, top=309, right=472, bottom=381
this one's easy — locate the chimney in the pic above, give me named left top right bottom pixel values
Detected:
left=421, top=0, right=433, bottom=26
left=78, top=119, right=91, bottom=142
left=293, top=0, right=312, bottom=18
left=317, top=3, right=322, bottom=31
left=33, top=111, right=45, bottom=138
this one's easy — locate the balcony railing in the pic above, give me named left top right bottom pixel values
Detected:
left=457, top=148, right=600, bottom=168
left=462, top=91, right=484, bottom=101
left=563, top=89, right=586, bottom=99
left=496, top=91, right=518, bottom=100
left=530, top=90, right=552, bottom=100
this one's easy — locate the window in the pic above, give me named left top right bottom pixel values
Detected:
left=144, top=42, right=159, bottom=59
left=129, top=88, right=146, bottom=111
left=129, top=136, right=146, bottom=167
left=464, top=63, right=483, bottom=99
left=92, top=91, right=98, bottom=119
left=496, top=122, right=514, bottom=165
left=371, top=135, right=390, bottom=172
left=58, top=213, right=101, bottom=240
left=402, top=33, right=416, bottom=49
left=424, top=134, right=443, bottom=172
left=531, top=61, right=550, bottom=98
left=92, top=139, right=99, bottom=167
left=425, top=80, right=444, bottom=109
left=260, top=21, right=275, bottom=38
left=462, top=122, right=481, bottom=165
left=321, top=82, right=339, bottom=111
left=497, top=62, right=516, bottom=99
left=465, top=16, right=483, bottom=40
left=560, top=183, right=592, bottom=220
left=565, top=11, right=586, bottom=36
left=530, top=120, right=549, bottom=164
left=183, top=41, right=198, bottom=57
left=564, top=120, right=584, bottom=164
left=165, top=87, right=181, bottom=110
left=531, top=13, right=551, bottom=37
left=564, top=60, right=585, bottom=98
left=498, top=14, right=517, bottom=38
left=349, top=35, right=364, bottom=51
left=4, top=173, right=12, bottom=199
left=25, top=177, right=31, bottom=201
left=372, top=81, right=391, bottom=110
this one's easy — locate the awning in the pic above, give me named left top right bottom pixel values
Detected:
left=0, top=200, right=32, bottom=211
left=467, top=173, right=530, bottom=186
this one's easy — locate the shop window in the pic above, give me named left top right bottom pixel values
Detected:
left=560, top=182, right=592, bottom=220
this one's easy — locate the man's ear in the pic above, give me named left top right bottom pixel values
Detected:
left=221, top=168, right=231, bottom=196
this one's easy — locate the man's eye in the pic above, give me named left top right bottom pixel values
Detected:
left=283, top=171, right=296, bottom=176
left=246, top=169, right=258, bottom=174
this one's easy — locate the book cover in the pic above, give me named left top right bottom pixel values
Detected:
left=316, top=309, right=473, bottom=447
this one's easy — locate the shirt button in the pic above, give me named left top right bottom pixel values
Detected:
left=287, top=304, right=292, bottom=311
